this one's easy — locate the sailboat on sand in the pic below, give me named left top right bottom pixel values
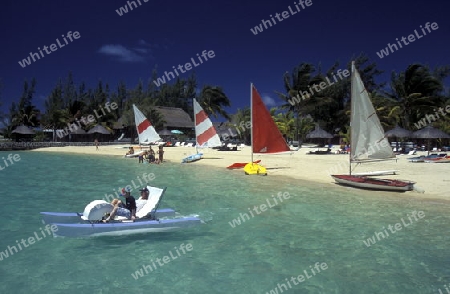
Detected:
left=331, top=62, right=415, bottom=192
left=125, top=104, right=162, bottom=158
left=241, top=83, right=291, bottom=175
left=182, top=98, right=222, bottom=163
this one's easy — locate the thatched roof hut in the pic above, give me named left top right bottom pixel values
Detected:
left=12, top=125, right=35, bottom=135
left=154, top=106, right=194, bottom=129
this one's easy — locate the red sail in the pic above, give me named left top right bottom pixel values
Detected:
left=252, top=85, right=290, bottom=154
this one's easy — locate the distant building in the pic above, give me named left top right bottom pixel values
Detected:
left=153, top=106, right=194, bottom=130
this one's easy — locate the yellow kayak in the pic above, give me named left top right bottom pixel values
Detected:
left=244, top=163, right=267, bottom=175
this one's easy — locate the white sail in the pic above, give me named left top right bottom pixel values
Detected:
left=350, top=62, right=395, bottom=162
left=193, top=99, right=221, bottom=148
left=133, top=104, right=161, bottom=144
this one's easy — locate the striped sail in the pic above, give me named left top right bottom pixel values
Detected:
left=193, top=99, right=221, bottom=148
left=133, top=104, right=161, bottom=144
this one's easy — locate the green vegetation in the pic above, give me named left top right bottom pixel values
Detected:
left=1, top=55, right=449, bottom=142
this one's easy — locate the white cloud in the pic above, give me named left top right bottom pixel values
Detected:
left=98, top=44, right=144, bottom=62
left=262, top=94, right=277, bottom=107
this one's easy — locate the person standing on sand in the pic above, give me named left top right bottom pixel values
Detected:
left=157, top=145, right=164, bottom=163
left=94, top=138, right=99, bottom=151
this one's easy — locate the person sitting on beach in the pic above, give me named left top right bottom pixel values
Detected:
left=126, top=147, right=135, bottom=156
left=103, top=187, right=136, bottom=222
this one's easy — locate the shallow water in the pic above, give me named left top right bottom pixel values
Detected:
left=0, top=151, right=449, bottom=294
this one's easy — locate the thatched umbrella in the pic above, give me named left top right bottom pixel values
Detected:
left=412, top=125, right=450, bottom=154
left=306, top=125, right=333, bottom=139
left=306, top=125, right=333, bottom=148
left=385, top=125, right=413, bottom=153
left=385, top=125, right=412, bottom=138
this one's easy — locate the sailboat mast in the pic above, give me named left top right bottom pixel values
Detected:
left=250, top=83, right=254, bottom=163
left=194, top=98, right=198, bottom=154
left=349, top=62, right=354, bottom=175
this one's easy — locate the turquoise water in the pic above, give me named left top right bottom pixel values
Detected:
left=0, top=151, right=449, bottom=294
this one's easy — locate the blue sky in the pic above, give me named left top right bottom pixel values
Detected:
left=0, top=0, right=449, bottom=118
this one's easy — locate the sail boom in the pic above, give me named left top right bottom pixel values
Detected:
left=254, top=151, right=293, bottom=155
left=351, top=158, right=397, bottom=164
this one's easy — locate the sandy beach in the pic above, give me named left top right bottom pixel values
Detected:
left=32, top=144, right=449, bottom=200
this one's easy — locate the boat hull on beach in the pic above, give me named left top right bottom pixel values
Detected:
left=329, top=62, right=416, bottom=191
left=124, top=150, right=145, bottom=158
left=331, top=175, right=415, bottom=192
left=182, top=153, right=203, bottom=163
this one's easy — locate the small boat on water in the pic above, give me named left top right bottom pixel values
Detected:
left=182, top=99, right=221, bottom=163
left=331, top=62, right=416, bottom=192
left=41, top=186, right=202, bottom=237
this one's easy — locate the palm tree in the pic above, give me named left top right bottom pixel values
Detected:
left=198, top=85, right=231, bottom=120
left=10, top=78, right=40, bottom=128
left=277, top=63, right=319, bottom=141
left=41, top=85, right=70, bottom=141
left=298, top=115, right=315, bottom=143
left=228, top=107, right=251, bottom=144
left=386, top=64, right=449, bottom=129
left=12, top=105, right=40, bottom=127
left=270, top=108, right=295, bottom=141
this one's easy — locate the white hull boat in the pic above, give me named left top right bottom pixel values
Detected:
left=331, top=62, right=416, bottom=192
left=331, top=175, right=415, bottom=192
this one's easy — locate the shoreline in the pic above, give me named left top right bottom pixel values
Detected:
left=31, top=145, right=449, bottom=202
